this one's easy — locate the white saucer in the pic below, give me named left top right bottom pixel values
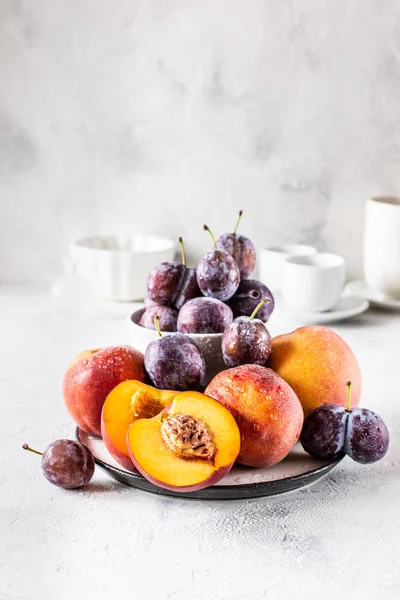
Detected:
left=273, top=294, right=370, bottom=324
left=345, top=280, right=400, bottom=310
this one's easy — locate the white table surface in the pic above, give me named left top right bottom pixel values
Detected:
left=1, top=284, right=400, bottom=600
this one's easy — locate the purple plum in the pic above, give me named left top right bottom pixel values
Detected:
left=228, top=279, right=274, bottom=322
left=217, top=210, right=256, bottom=279
left=23, top=440, right=95, bottom=489
left=222, top=299, right=272, bottom=367
left=178, top=297, right=233, bottom=334
left=301, top=383, right=390, bottom=464
left=196, top=225, right=240, bottom=301
left=145, top=331, right=206, bottom=391
left=147, top=262, right=185, bottom=305
left=139, top=305, right=178, bottom=332
left=344, top=408, right=389, bottom=464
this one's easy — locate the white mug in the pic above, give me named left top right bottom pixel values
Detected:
left=258, top=244, right=317, bottom=292
left=282, top=253, right=346, bottom=312
left=364, top=196, right=400, bottom=299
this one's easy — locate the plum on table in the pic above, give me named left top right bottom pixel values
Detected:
left=23, top=440, right=95, bottom=489
left=300, top=382, right=389, bottom=464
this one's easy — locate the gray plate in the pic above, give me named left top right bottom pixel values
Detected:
left=77, top=428, right=344, bottom=500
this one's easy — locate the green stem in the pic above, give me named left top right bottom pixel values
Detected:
left=154, top=316, right=162, bottom=337
left=249, top=298, right=269, bottom=320
left=22, top=444, right=43, bottom=456
left=178, top=237, right=186, bottom=266
left=346, top=381, right=352, bottom=411
left=233, top=210, right=243, bottom=235
left=203, top=225, right=217, bottom=249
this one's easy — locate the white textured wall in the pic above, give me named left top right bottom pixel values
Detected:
left=1, top=0, right=400, bottom=282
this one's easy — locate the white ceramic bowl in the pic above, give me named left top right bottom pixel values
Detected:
left=127, top=309, right=225, bottom=385
left=70, top=235, right=176, bottom=301
left=258, top=244, right=317, bottom=292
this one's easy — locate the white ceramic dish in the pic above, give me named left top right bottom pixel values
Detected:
left=127, top=308, right=225, bottom=384
left=70, top=235, right=176, bottom=301
left=281, top=252, right=346, bottom=312
left=273, top=293, right=369, bottom=324
left=345, top=280, right=400, bottom=310
left=78, top=429, right=343, bottom=500
left=258, top=244, right=317, bottom=292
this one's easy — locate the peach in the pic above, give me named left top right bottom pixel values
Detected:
left=205, top=365, right=303, bottom=467
left=63, top=346, right=146, bottom=437
left=127, top=392, right=240, bottom=492
left=267, top=325, right=362, bottom=416
left=101, top=381, right=177, bottom=470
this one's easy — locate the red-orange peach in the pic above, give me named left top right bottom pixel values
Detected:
left=63, top=346, right=146, bottom=437
left=267, top=325, right=362, bottom=416
left=205, top=364, right=303, bottom=467
left=127, top=392, right=241, bottom=492
left=101, top=381, right=177, bottom=470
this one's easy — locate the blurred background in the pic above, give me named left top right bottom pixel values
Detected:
left=1, top=0, right=400, bottom=283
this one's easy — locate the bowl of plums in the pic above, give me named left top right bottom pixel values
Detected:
left=24, top=212, right=390, bottom=499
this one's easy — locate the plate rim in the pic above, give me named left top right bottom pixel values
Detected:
left=345, top=280, right=400, bottom=309
left=76, top=427, right=344, bottom=494
left=273, top=293, right=369, bottom=322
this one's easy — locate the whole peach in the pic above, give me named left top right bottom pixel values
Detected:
left=63, top=346, right=146, bottom=437
left=267, top=325, right=362, bottom=416
left=205, top=365, right=303, bottom=467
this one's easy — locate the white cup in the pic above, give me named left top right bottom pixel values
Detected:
left=69, top=234, right=176, bottom=301
left=282, top=253, right=346, bottom=312
left=364, top=196, right=400, bottom=299
left=258, top=244, right=317, bottom=292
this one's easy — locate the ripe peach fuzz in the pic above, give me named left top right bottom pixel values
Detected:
left=205, top=365, right=303, bottom=468
left=101, top=381, right=178, bottom=470
left=267, top=325, right=362, bottom=416
left=63, top=346, right=146, bottom=437
left=127, top=392, right=241, bottom=492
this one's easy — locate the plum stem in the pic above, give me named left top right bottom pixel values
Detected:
left=154, top=315, right=162, bottom=338
left=249, top=298, right=269, bottom=320
left=346, top=381, right=352, bottom=412
left=233, top=210, right=243, bottom=235
left=22, top=443, right=43, bottom=456
left=203, top=224, right=217, bottom=248
left=178, top=237, right=186, bottom=267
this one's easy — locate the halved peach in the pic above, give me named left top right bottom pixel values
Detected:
left=127, top=392, right=241, bottom=492
left=101, top=380, right=177, bottom=470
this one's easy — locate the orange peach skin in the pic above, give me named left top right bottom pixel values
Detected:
left=63, top=346, right=146, bottom=437
left=127, top=392, right=241, bottom=492
left=205, top=365, right=304, bottom=467
left=101, top=381, right=177, bottom=471
left=267, top=325, right=362, bottom=416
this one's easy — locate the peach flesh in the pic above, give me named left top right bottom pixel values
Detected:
left=127, top=392, right=241, bottom=492
left=101, top=380, right=177, bottom=470
left=205, top=364, right=304, bottom=468
left=268, top=325, right=362, bottom=416
left=63, top=345, right=146, bottom=437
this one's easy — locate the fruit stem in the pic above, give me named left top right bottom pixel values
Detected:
left=178, top=237, right=186, bottom=267
left=233, top=210, right=243, bottom=235
left=249, top=298, right=269, bottom=320
left=203, top=224, right=217, bottom=249
left=22, top=443, right=43, bottom=456
left=154, top=315, right=162, bottom=338
left=346, top=381, right=352, bottom=412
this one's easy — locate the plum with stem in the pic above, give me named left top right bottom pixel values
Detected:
left=217, top=210, right=256, bottom=279
left=197, top=225, right=240, bottom=301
